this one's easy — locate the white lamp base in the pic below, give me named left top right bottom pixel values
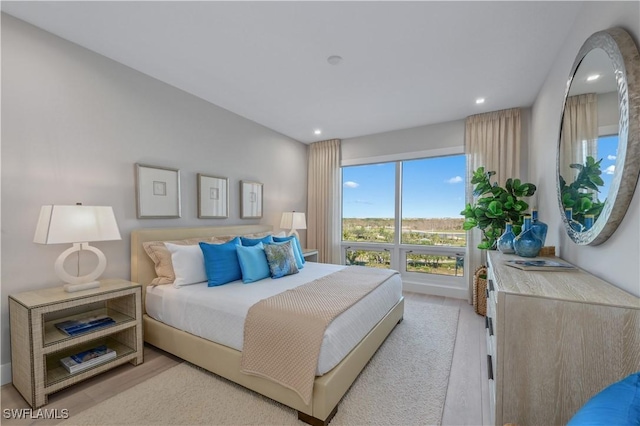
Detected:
left=55, top=243, right=106, bottom=292
left=64, top=281, right=101, bottom=293
left=288, top=229, right=300, bottom=239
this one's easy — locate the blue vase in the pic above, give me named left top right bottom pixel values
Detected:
left=530, top=209, right=548, bottom=247
left=584, top=214, right=594, bottom=230
left=497, top=223, right=516, bottom=254
left=514, top=215, right=542, bottom=258
left=565, top=208, right=585, bottom=232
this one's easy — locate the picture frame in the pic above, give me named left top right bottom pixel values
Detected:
left=240, top=180, right=263, bottom=219
left=135, top=163, right=181, bottom=218
left=197, top=174, right=229, bottom=219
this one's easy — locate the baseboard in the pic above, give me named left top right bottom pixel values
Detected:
left=402, top=281, right=468, bottom=300
left=1, top=362, right=12, bottom=386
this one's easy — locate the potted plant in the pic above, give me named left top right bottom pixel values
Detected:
left=460, top=167, right=537, bottom=249
left=559, top=155, right=606, bottom=225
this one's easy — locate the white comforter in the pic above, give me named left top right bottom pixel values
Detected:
left=145, top=262, right=402, bottom=375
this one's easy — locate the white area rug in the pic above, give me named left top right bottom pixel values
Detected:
left=62, top=298, right=459, bottom=425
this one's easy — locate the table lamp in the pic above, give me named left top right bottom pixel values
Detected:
left=280, top=211, right=306, bottom=239
left=34, top=204, right=121, bottom=292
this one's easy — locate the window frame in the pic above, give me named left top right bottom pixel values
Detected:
left=340, top=147, right=467, bottom=289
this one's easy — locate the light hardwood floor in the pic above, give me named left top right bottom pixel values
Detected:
left=1, top=292, right=489, bottom=425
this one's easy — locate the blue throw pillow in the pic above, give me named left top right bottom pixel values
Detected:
left=236, top=242, right=270, bottom=283
left=264, top=240, right=299, bottom=279
left=199, top=237, right=242, bottom=287
left=568, top=372, right=640, bottom=426
left=240, top=235, right=273, bottom=247
left=273, top=235, right=305, bottom=268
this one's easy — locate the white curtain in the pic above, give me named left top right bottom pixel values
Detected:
left=465, top=108, right=521, bottom=301
left=307, top=139, right=342, bottom=264
left=560, top=93, right=598, bottom=183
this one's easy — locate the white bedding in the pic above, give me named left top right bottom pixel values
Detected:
left=145, top=262, right=402, bottom=375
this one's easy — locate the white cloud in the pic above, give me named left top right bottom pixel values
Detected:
left=446, top=176, right=463, bottom=184
left=607, top=155, right=617, bottom=161
left=343, top=181, right=359, bottom=188
left=604, top=165, right=615, bottom=175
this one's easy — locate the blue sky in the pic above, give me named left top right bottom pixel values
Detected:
left=342, top=155, right=466, bottom=219
left=598, top=134, right=617, bottom=201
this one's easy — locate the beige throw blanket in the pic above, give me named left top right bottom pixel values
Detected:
left=240, top=266, right=399, bottom=405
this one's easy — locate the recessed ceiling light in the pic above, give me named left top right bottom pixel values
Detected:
left=587, top=74, right=600, bottom=82
left=327, top=55, right=343, bottom=65
left=314, top=129, right=322, bottom=135
left=476, top=98, right=485, bottom=104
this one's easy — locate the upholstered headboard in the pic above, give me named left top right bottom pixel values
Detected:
left=130, top=224, right=273, bottom=292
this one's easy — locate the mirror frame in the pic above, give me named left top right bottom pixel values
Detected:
left=556, top=28, right=640, bottom=245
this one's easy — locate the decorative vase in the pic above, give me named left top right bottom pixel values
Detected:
left=565, top=208, right=585, bottom=232
left=514, top=215, right=542, bottom=258
left=530, top=209, right=548, bottom=247
left=497, top=223, right=516, bottom=254
left=584, top=214, right=594, bottom=230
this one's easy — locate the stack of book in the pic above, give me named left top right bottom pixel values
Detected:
left=55, top=315, right=115, bottom=336
left=59, top=345, right=117, bottom=374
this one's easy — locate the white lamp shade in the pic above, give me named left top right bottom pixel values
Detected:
left=34, top=205, right=121, bottom=244
left=280, top=211, right=306, bottom=230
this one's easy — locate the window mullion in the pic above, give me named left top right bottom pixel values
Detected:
left=393, top=161, right=402, bottom=270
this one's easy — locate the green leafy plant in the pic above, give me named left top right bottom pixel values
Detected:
left=559, top=156, right=606, bottom=224
left=460, top=167, right=537, bottom=249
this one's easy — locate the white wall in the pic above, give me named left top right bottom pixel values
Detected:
left=342, top=108, right=531, bottom=179
left=0, top=14, right=308, bottom=373
left=530, top=1, right=640, bottom=296
left=341, top=119, right=465, bottom=163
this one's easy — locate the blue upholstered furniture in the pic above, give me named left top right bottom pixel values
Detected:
left=568, top=372, right=640, bottom=426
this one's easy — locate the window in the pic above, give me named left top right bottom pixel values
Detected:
left=405, top=252, right=464, bottom=277
left=598, top=134, right=617, bottom=201
left=342, top=162, right=395, bottom=244
left=345, top=248, right=391, bottom=269
left=341, top=153, right=466, bottom=286
left=401, top=156, right=466, bottom=247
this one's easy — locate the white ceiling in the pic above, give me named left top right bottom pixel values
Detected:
left=1, top=1, right=584, bottom=144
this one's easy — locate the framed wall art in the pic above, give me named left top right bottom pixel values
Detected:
left=135, top=163, right=181, bottom=218
left=240, top=180, right=263, bottom=219
left=197, top=174, right=228, bottom=218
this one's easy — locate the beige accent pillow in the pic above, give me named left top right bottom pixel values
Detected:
left=242, top=231, right=273, bottom=239
left=143, top=237, right=224, bottom=285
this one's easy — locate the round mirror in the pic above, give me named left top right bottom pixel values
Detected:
left=557, top=28, right=640, bottom=245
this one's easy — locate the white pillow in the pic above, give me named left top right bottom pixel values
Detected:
left=274, top=231, right=286, bottom=238
left=165, top=242, right=207, bottom=287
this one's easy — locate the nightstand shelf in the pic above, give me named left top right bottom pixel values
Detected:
left=302, top=248, right=318, bottom=262
left=43, top=305, right=136, bottom=347
left=9, top=279, right=143, bottom=408
left=45, top=334, right=137, bottom=385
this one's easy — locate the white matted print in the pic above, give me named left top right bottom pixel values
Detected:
left=198, top=174, right=228, bottom=218
left=240, top=180, right=263, bottom=219
left=135, top=163, right=181, bottom=218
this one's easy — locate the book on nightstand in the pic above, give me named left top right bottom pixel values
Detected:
left=505, top=259, right=576, bottom=271
left=55, top=315, right=115, bottom=336
left=60, top=345, right=117, bottom=374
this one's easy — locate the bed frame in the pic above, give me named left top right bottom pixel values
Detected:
left=130, top=225, right=404, bottom=426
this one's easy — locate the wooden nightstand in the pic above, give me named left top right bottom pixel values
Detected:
left=302, top=249, right=318, bottom=262
left=8, top=279, right=143, bottom=408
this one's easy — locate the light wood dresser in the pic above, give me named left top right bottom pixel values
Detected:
left=9, top=279, right=143, bottom=408
left=485, top=251, right=639, bottom=426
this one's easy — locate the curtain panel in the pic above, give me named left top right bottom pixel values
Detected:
left=465, top=108, right=522, bottom=301
left=560, top=93, right=598, bottom=182
left=307, top=139, right=342, bottom=264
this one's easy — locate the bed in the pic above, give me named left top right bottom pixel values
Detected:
left=131, top=224, right=404, bottom=425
